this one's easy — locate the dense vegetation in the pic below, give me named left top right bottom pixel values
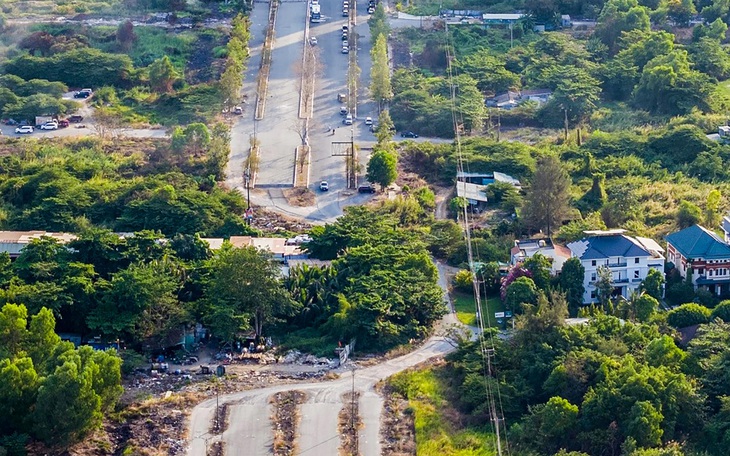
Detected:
left=0, top=13, right=250, bottom=125
left=440, top=297, right=730, bottom=455
left=392, top=0, right=730, bottom=136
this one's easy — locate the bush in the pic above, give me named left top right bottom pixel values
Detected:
left=710, top=300, right=730, bottom=322
left=667, top=303, right=711, bottom=328
left=453, top=269, right=474, bottom=293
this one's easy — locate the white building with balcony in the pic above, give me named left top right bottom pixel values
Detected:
left=567, top=230, right=665, bottom=304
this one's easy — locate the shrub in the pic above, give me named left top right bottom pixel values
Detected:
left=710, top=300, right=730, bottom=322
left=453, top=269, right=474, bottom=293
left=667, top=303, right=711, bottom=328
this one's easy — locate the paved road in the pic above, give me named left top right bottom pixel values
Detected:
left=186, top=263, right=465, bottom=456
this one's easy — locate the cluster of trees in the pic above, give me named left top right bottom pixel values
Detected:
left=2, top=20, right=240, bottom=125
left=290, top=206, right=447, bottom=350
left=219, top=14, right=250, bottom=107
left=390, top=68, right=486, bottom=137
left=394, top=0, right=730, bottom=136
left=0, top=74, right=78, bottom=122
left=446, top=300, right=730, bottom=455
left=369, top=4, right=392, bottom=111
left=0, top=136, right=243, bottom=235
left=0, top=304, right=123, bottom=449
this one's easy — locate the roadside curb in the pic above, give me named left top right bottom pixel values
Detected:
left=255, top=0, right=279, bottom=120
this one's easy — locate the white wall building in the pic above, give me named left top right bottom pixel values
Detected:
left=567, top=230, right=665, bottom=304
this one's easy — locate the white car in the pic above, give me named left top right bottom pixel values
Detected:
left=319, top=181, right=329, bottom=191
left=309, top=36, right=318, bottom=45
left=342, top=45, right=349, bottom=54
left=15, top=125, right=34, bottom=134
left=365, top=117, right=373, bottom=125
left=344, top=114, right=353, bottom=125
left=40, top=122, right=58, bottom=130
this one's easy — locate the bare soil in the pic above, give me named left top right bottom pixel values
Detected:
left=283, top=187, right=316, bottom=207
left=250, top=206, right=313, bottom=233
left=379, top=384, right=416, bottom=456
left=271, top=390, right=307, bottom=456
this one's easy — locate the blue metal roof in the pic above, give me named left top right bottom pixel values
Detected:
left=666, top=224, right=730, bottom=260
left=575, top=235, right=652, bottom=260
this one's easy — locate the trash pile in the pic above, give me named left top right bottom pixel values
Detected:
left=280, top=350, right=335, bottom=366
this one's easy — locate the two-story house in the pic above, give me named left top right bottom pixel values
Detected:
left=510, top=238, right=571, bottom=275
left=666, top=224, right=730, bottom=296
left=567, top=230, right=665, bottom=304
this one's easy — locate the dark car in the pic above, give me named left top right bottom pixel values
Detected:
left=358, top=184, right=376, bottom=193
left=69, top=115, right=84, bottom=123
left=73, top=91, right=91, bottom=99
left=57, top=119, right=70, bottom=128
left=400, top=131, right=418, bottom=138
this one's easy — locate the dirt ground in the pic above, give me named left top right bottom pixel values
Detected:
left=271, top=390, right=307, bottom=456
left=283, top=187, right=316, bottom=207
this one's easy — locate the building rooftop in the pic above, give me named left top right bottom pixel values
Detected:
left=456, top=181, right=489, bottom=203
left=568, top=232, right=664, bottom=260
left=666, top=224, right=730, bottom=260
left=0, top=231, right=77, bottom=244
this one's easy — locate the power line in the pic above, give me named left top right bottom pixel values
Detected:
left=443, top=19, right=509, bottom=456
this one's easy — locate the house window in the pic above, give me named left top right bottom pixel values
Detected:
left=700, top=268, right=705, bottom=275
left=591, top=273, right=597, bottom=281
left=710, top=270, right=714, bottom=277
left=634, top=271, right=640, bottom=279
left=590, top=291, right=596, bottom=299
left=635, top=258, right=640, bottom=264
left=591, top=260, right=596, bottom=266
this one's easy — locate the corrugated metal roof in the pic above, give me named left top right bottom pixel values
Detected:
left=456, top=181, right=489, bottom=203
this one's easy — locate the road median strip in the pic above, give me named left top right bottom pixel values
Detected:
left=271, top=390, right=307, bottom=456
left=255, top=0, right=279, bottom=120
left=338, top=391, right=362, bottom=456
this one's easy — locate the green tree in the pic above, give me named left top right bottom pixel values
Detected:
left=375, top=110, right=395, bottom=144
left=677, top=200, right=702, bottom=229
left=541, top=67, right=602, bottom=126
left=370, top=34, right=393, bottom=111
left=205, top=245, right=295, bottom=339
left=595, top=265, right=614, bottom=309
left=594, top=0, right=651, bottom=54
left=634, top=294, right=659, bottom=322
left=366, top=148, right=397, bottom=191
left=645, top=335, right=686, bottom=369
left=505, top=276, right=539, bottom=312
left=148, top=55, right=179, bottom=94
left=522, top=156, right=572, bottom=236
left=710, top=300, right=730, bottom=322
left=560, top=257, right=585, bottom=313
left=523, top=253, right=552, bottom=291
left=639, top=269, right=664, bottom=301
left=626, top=400, right=664, bottom=447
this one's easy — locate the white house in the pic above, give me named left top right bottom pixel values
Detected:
left=567, top=230, right=665, bottom=304
left=510, top=238, right=571, bottom=275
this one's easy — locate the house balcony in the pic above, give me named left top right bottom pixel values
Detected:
left=607, top=262, right=628, bottom=268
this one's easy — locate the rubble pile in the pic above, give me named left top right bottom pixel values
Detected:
left=280, top=349, right=335, bottom=366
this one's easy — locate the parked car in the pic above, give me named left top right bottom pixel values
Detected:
left=365, top=117, right=373, bottom=125
left=319, top=181, right=329, bottom=191
left=340, top=106, right=348, bottom=115
left=309, top=36, right=318, bottom=45
left=69, top=115, right=84, bottom=123
left=344, top=114, right=353, bottom=125
left=358, top=184, right=376, bottom=193
left=57, top=119, right=69, bottom=128
left=342, top=45, right=349, bottom=53
left=15, top=125, right=34, bottom=134
left=342, top=25, right=349, bottom=32
left=73, top=89, right=93, bottom=99
left=342, top=9, right=349, bottom=16
left=40, top=122, right=58, bottom=130
left=341, top=32, right=348, bottom=40
left=400, top=131, right=418, bottom=138
left=4, top=119, right=18, bottom=125
left=337, top=93, right=346, bottom=102
left=233, top=106, right=243, bottom=114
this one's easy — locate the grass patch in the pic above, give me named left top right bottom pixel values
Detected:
left=452, top=292, right=503, bottom=327
left=389, top=366, right=496, bottom=456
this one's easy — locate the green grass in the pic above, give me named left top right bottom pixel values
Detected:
left=389, top=367, right=496, bottom=456
left=452, top=292, right=504, bottom=327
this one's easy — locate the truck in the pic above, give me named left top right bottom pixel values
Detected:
left=310, top=4, right=321, bottom=22
left=35, top=116, right=54, bottom=127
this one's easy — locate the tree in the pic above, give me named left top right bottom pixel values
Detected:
left=645, top=335, right=686, bottom=369
left=667, top=303, right=711, bottom=328
left=705, top=189, right=722, bottom=227
left=677, top=200, right=702, bottom=229
left=205, top=245, right=295, bottom=339
left=710, top=300, right=730, bottom=322
left=148, top=56, right=179, bottom=94
left=456, top=49, right=520, bottom=94
left=366, top=148, right=397, bottom=190
left=541, top=67, right=602, bottom=126
left=594, top=0, right=651, bottom=54
left=523, top=253, right=552, bottom=290
left=375, top=110, right=395, bottom=144
left=560, top=257, right=585, bottom=313
left=116, top=20, right=136, bottom=52
left=522, top=156, right=572, bottom=236
left=370, top=34, right=393, bottom=111
left=595, top=265, right=614, bottom=309
left=639, top=269, right=664, bottom=301
left=505, top=276, right=539, bottom=312
left=634, top=294, right=659, bottom=322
